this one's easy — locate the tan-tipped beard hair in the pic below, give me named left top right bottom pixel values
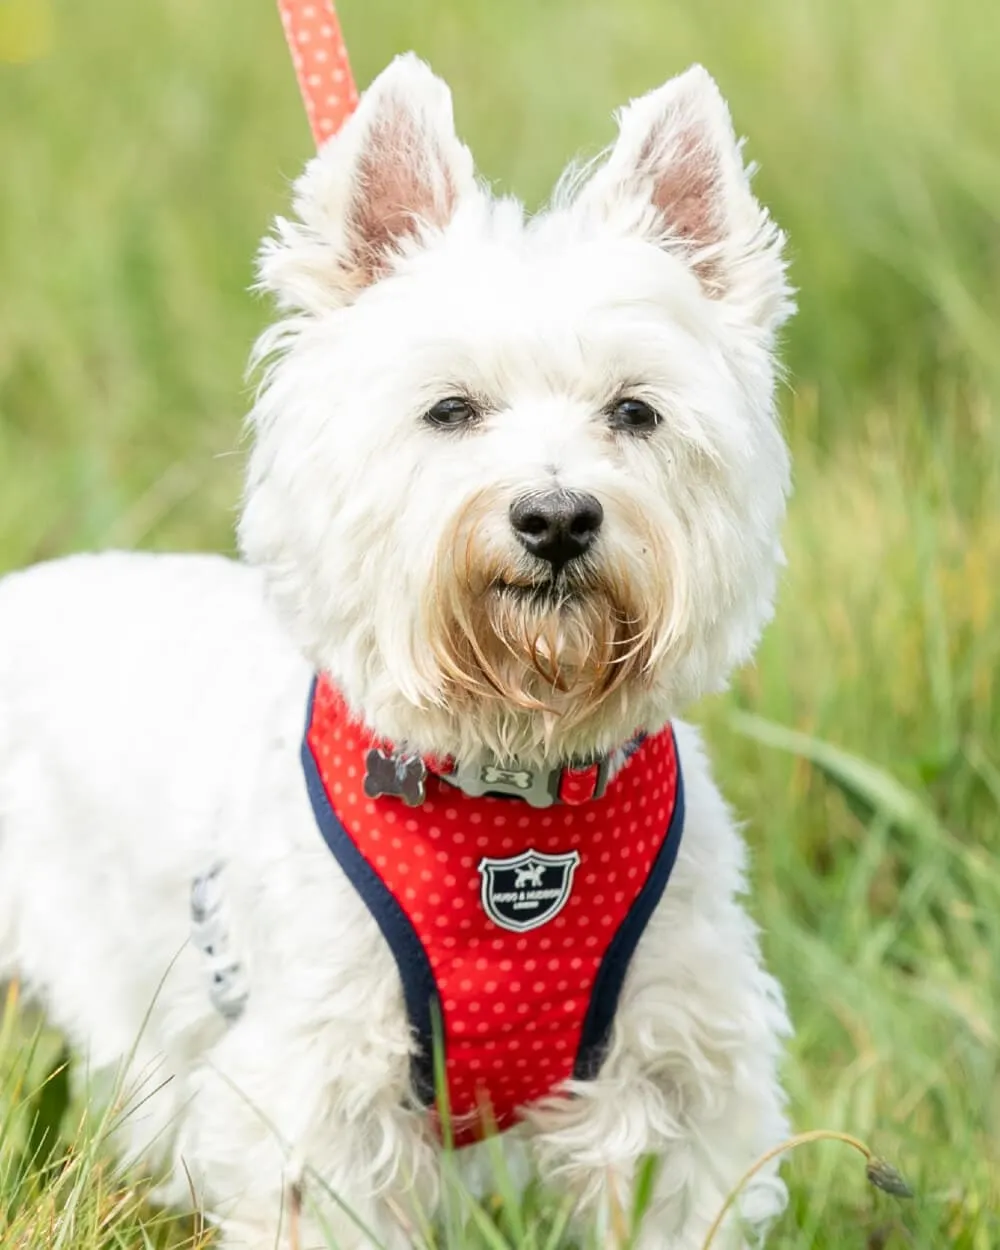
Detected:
left=423, top=489, right=680, bottom=759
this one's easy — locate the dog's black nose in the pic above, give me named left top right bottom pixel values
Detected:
left=509, top=491, right=604, bottom=570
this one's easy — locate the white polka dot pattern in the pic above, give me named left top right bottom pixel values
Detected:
left=276, top=0, right=358, bottom=146
left=306, top=677, right=680, bottom=1144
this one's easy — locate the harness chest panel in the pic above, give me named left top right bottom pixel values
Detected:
left=302, top=676, right=684, bottom=1144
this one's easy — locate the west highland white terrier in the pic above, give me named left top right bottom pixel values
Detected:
left=0, top=53, right=795, bottom=1250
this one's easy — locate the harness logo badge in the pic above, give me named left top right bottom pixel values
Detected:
left=478, top=849, right=581, bottom=932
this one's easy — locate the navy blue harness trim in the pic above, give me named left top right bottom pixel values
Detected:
left=301, top=679, right=438, bottom=1101
left=301, top=678, right=685, bottom=1105
left=573, top=729, right=685, bottom=1080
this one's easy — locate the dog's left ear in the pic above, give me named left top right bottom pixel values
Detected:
left=259, top=54, right=476, bottom=314
left=574, top=66, right=792, bottom=335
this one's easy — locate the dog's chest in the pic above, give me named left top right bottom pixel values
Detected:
left=302, top=677, right=684, bottom=1144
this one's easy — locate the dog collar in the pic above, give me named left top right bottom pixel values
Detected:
left=335, top=676, right=645, bottom=810
left=365, top=746, right=622, bottom=809
left=435, top=752, right=618, bottom=808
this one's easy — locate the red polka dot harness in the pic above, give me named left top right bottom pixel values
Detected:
left=302, top=676, right=684, bottom=1145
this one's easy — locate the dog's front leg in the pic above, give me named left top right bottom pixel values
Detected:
left=529, top=1038, right=788, bottom=1250
left=527, top=762, right=792, bottom=1250
left=175, top=1011, right=436, bottom=1250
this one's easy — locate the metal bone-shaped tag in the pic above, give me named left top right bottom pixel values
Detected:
left=363, top=747, right=427, bottom=806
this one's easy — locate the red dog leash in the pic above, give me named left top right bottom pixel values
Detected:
left=276, top=0, right=358, bottom=146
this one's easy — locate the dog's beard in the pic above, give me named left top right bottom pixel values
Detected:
left=424, top=491, right=678, bottom=749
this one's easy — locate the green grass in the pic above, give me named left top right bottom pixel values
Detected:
left=1, top=0, right=998, bottom=1245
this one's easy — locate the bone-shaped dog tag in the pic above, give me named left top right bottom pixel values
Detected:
left=363, top=748, right=426, bottom=806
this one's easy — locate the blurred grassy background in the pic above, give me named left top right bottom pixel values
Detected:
left=1, top=0, right=998, bottom=1246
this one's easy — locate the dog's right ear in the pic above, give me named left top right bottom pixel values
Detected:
left=258, top=54, right=476, bottom=314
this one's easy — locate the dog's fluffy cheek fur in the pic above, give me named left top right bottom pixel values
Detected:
left=242, top=315, right=788, bottom=762
left=242, top=269, right=788, bottom=744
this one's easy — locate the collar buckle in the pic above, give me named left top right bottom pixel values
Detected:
left=440, top=755, right=610, bottom=808
left=558, top=756, right=611, bottom=805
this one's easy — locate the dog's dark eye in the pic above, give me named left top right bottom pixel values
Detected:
left=424, top=397, right=480, bottom=429
left=608, top=397, right=661, bottom=434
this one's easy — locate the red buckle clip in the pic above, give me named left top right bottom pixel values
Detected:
left=558, top=759, right=610, bottom=805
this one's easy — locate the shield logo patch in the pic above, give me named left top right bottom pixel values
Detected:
left=478, top=849, right=581, bottom=932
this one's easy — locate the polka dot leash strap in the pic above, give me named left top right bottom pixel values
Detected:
left=276, top=0, right=358, bottom=146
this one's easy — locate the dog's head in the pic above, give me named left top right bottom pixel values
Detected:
left=241, top=54, right=793, bottom=764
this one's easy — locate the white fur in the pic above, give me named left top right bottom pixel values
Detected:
left=0, top=54, right=793, bottom=1249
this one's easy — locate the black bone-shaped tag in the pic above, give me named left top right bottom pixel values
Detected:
left=363, top=748, right=427, bottom=807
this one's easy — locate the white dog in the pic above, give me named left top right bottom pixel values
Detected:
left=0, top=53, right=794, bottom=1250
